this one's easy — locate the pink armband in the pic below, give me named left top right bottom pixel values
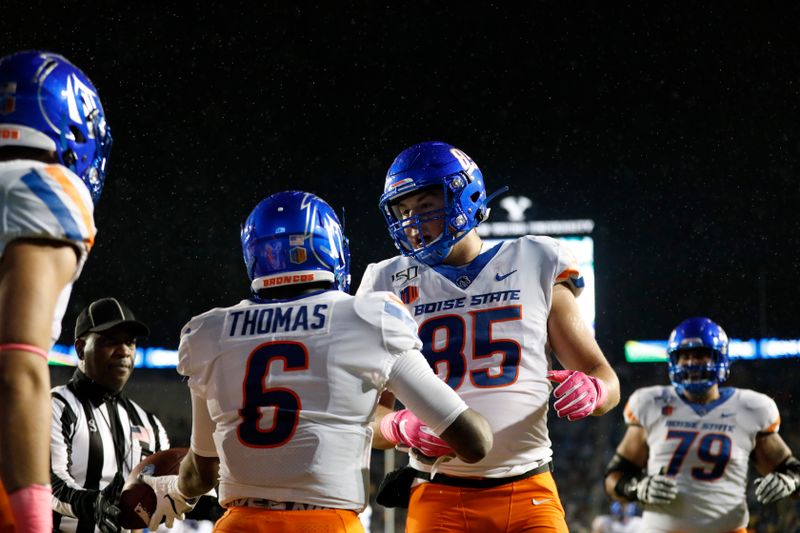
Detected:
left=0, top=343, right=48, bottom=360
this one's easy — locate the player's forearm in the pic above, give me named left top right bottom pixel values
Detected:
left=371, top=404, right=396, bottom=449
left=177, top=451, right=218, bottom=498
left=0, top=357, right=51, bottom=490
left=590, top=364, right=620, bottom=415
left=604, top=471, right=630, bottom=502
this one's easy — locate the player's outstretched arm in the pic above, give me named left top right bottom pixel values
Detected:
left=383, top=350, right=492, bottom=463
left=547, top=283, right=620, bottom=418
left=604, top=425, right=677, bottom=505
left=374, top=403, right=492, bottom=463
left=753, top=432, right=800, bottom=504
left=437, top=409, right=492, bottom=464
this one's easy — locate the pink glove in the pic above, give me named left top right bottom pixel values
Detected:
left=547, top=370, right=608, bottom=421
left=379, top=409, right=454, bottom=457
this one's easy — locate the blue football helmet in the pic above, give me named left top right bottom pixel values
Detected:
left=667, top=317, right=730, bottom=394
left=242, top=191, right=350, bottom=297
left=379, top=141, right=506, bottom=266
left=0, top=51, right=112, bottom=202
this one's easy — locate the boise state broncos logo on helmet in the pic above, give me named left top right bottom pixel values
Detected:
left=0, top=50, right=112, bottom=202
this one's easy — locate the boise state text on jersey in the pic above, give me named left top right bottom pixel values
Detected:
left=412, top=290, right=521, bottom=316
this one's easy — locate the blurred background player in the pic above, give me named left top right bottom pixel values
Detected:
left=590, top=501, right=641, bottom=533
left=359, top=141, right=620, bottom=532
left=51, top=297, right=170, bottom=532
left=0, top=51, right=112, bottom=532
left=604, top=317, right=800, bottom=533
left=139, top=191, right=492, bottom=532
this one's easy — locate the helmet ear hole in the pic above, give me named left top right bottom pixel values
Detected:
left=69, top=125, right=86, bottom=144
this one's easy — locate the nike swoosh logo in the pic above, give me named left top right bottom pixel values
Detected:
left=720, top=413, right=735, bottom=418
left=531, top=498, right=552, bottom=506
left=495, top=270, right=517, bottom=281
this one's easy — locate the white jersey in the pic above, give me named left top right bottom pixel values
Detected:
left=178, top=290, right=467, bottom=511
left=358, top=236, right=583, bottom=478
left=624, top=385, right=781, bottom=533
left=0, top=160, right=95, bottom=342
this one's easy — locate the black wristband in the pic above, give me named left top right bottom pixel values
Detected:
left=605, top=453, right=644, bottom=501
left=776, top=456, right=800, bottom=492
left=614, top=472, right=641, bottom=501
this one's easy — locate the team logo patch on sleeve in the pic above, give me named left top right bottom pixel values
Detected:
left=400, top=285, right=419, bottom=304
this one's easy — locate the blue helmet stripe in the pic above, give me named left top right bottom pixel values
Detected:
left=20, top=170, right=83, bottom=241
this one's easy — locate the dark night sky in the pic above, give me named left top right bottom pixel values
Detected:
left=3, top=4, right=799, bottom=361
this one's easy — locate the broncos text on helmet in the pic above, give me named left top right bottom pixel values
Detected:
left=241, top=190, right=350, bottom=298
left=667, top=316, right=730, bottom=395
left=0, top=50, right=112, bottom=202
left=378, top=141, right=506, bottom=266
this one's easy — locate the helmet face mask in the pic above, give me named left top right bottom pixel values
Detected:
left=241, top=191, right=350, bottom=298
left=0, top=51, right=112, bottom=203
left=379, top=142, right=491, bottom=266
left=667, top=317, right=730, bottom=395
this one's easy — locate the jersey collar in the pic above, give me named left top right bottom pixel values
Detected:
left=432, top=242, right=503, bottom=290
left=677, top=386, right=735, bottom=416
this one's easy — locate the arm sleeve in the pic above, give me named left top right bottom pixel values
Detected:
left=753, top=392, right=781, bottom=434
left=623, top=390, right=644, bottom=427
left=554, top=240, right=585, bottom=297
left=190, top=390, right=218, bottom=457
left=50, top=395, right=97, bottom=520
left=387, top=349, right=468, bottom=435
left=355, top=263, right=378, bottom=296
left=177, top=317, right=211, bottom=397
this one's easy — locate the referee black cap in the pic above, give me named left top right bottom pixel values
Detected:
left=74, top=297, right=150, bottom=340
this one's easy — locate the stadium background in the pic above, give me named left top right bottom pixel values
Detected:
left=5, top=4, right=800, bottom=531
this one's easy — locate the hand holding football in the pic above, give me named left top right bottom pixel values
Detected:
left=118, top=447, right=188, bottom=529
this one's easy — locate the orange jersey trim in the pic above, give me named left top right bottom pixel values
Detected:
left=624, top=402, right=639, bottom=425
left=763, top=417, right=781, bottom=434
left=44, top=165, right=95, bottom=249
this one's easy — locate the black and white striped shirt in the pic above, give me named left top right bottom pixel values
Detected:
left=50, top=370, right=170, bottom=533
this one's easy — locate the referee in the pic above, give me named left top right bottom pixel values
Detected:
left=50, top=297, right=170, bottom=533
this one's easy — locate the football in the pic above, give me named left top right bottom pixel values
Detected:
left=118, top=447, right=188, bottom=529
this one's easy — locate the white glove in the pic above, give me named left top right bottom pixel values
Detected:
left=755, top=472, right=798, bottom=504
left=636, top=474, right=678, bottom=504
left=138, top=474, right=198, bottom=529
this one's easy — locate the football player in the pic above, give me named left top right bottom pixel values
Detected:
left=0, top=51, right=112, bottom=533
left=604, top=317, right=800, bottom=533
left=140, top=191, right=492, bottom=532
left=359, top=141, right=620, bottom=532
